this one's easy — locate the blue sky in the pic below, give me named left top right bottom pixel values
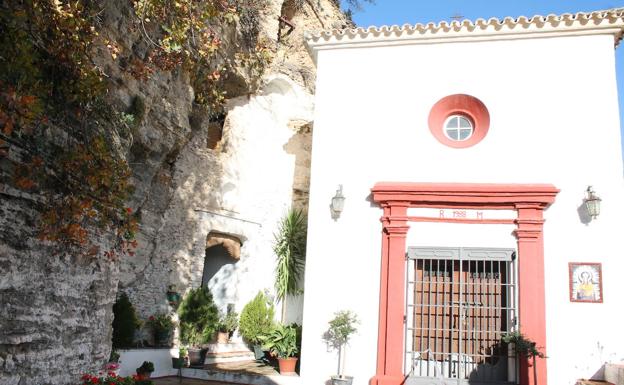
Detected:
left=342, top=0, right=624, bottom=163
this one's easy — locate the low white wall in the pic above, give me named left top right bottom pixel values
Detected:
left=118, top=348, right=178, bottom=378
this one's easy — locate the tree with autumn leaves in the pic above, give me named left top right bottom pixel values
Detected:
left=0, top=0, right=270, bottom=259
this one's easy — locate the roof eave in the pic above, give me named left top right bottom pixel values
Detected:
left=304, top=8, right=624, bottom=64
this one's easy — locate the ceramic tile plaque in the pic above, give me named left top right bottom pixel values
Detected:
left=569, top=262, right=603, bottom=303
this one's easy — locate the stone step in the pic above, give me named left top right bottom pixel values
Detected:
left=181, top=367, right=301, bottom=385
left=204, top=352, right=256, bottom=364
left=203, top=342, right=253, bottom=354
left=201, top=342, right=256, bottom=364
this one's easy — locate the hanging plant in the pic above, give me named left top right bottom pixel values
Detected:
left=501, top=331, right=545, bottom=358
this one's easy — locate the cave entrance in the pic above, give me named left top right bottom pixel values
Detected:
left=201, top=232, right=242, bottom=293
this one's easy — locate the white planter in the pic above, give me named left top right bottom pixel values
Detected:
left=117, top=348, right=178, bottom=377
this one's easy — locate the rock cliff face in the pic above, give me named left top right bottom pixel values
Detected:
left=0, top=1, right=346, bottom=384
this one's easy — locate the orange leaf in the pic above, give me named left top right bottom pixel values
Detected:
left=15, top=177, right=35, bottom=190
left=19, top=95, right=36, bottom=106
left=2, top=118, right=13, bottom=135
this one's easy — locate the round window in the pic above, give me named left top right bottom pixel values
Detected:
left=428, top=94, right=490, bottom=149
left=443, top=115, right=473, bottom=141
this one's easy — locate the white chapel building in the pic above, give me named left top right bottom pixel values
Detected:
left=300, top=8, right=624, bottom=385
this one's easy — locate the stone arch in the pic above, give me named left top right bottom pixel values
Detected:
left=206, top=231, right=243, bottom=261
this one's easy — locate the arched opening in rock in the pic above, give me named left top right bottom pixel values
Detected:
left=207, top=113, right=226, bottom=150
left=201, top=232, right=242, bottom=296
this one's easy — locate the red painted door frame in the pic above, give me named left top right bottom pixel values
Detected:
left=370, top=182, right=559, bottom=385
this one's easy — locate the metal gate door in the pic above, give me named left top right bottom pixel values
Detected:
left=405, top=247, right=517, bottom=385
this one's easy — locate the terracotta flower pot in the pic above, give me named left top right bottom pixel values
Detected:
left=188, top=348, right=209, bottom=367
left=277, top=357, right=298, bottom=375
left=217, top=331, right=229, bottom=344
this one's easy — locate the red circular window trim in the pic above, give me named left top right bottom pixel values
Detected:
left=428, top=94, right=490, bottom=148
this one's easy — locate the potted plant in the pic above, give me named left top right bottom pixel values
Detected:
left=136, top=361, right=154, bottom=379
left=172, top=346, right=188, bottom=369
left=216, top=310, right=239, bottom=343
left=324, top=310, right=359, bottom=385
left=502, top=331, right=546, bottom=384
left=273, top=209, right=307, bottom=322
left=146, top=313, right=174, bottom=347
left=260, top=323, right=298, bottom=375
left=178, top=286, right=220, bottom=366
left=166, top=284, right=181, bottom=307
left=239, top=291, right=275, bottom=360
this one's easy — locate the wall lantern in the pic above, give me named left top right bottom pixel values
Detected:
left=583, top=186, right=601, bottom=220
left=330, top=185, right=346, bottom=220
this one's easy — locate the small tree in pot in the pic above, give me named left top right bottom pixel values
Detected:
left=239, top=291, right=275, bottom=359
left=216, top=310, right=238, bottom=343
left=324, top=310, right=359, bottom=385
left=178, top=286, right=219, bottom=365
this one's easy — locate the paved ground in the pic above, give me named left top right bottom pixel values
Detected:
left=204, top=360, right=280, bottom=376
left=152, top=360, right=287, bottom=385
left=153, top=377, right=236, bottom=385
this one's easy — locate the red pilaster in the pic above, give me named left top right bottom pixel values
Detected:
left=375, top=206, right=390, bottom=377
left=371, top=203, right=409, bottom=385
left=515, top=205, right=548, bottom=385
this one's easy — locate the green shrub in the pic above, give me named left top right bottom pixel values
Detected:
left=501, top=331, right=545, bottom=358
left=112, top=292, right=140, bottom=349
left=178, top=286, right=219, bottom=346
left=259, top=323, right=298, bottom=358
left=239, top=291, right=275, bottom=344
left=136, top=361, right=154, bottom=373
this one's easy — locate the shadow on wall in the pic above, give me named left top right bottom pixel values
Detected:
left=577, top=199, right=592, bottom=225
left=283, top=121, right=312, bottom=212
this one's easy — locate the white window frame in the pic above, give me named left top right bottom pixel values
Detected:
left=443, top=114, right=474, bottom=141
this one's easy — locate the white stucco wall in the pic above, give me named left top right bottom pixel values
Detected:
left=301, top=33, right=624, bottom=385
left=200, top=75, right=313, bottom=320
left=140, top=74, right=313, bottom=331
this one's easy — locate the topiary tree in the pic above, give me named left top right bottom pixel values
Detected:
left=112, top=292, right=140, bottom=348
left=239, top=291, right=275, bottom=345
left=178, top=286, right=220, bottom=346
left=325, top=310, right=359, bottom=379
